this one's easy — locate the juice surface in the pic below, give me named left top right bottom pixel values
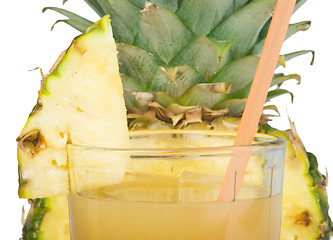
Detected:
left=69, top=189, right=282, bottom=240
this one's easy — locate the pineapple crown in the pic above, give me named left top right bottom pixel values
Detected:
left=44, top=0, right=314, bottom=127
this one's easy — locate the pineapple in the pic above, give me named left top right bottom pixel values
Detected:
left=19, top=0, right=330, bottom=239
left=18, top=15, right=129, bottom=239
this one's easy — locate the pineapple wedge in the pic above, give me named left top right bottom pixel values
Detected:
left=17, top=15, right=129, bottom=198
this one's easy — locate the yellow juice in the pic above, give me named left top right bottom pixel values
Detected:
left=69, top=187, right=282, bottom=240
left=67, top=132, right=286, bottom=240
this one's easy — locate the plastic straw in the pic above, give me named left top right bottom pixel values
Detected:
left=218, top=0, right=297, bottom=201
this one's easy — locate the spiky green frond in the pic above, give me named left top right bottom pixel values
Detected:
left=149, top=66, right=205, bottom=99
left=98, top=0, right=141, bottom=44
left=169, top=36, right=232, bottom=79
left=176, top=0, right=233, bottom=36
left=209, top=0, right=276, bottom=59
left=135, top=4, right=195, bottom=64
left=267, top=88, right=294, bottom=102
left=118, top=43, right=158, bottom=86
left=83, top=0, right=105, bottom=17
left=42, top=7, right=93, bottom=32
left=44, top=0, right=313, bottom=117
left=252, top=21, right=311, bottom=55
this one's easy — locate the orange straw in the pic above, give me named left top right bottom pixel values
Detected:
left=218, top=0, right=297, bottom=201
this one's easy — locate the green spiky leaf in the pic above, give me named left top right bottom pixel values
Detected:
left=176, top=0, right=233, bottom=36
left=51, top=19, right=91, bottom=33
left=83, top=0, right=105, bottom=17
left=230, top=73, right=301, bottom=101
left=135, top=4, right=195, bottom=64
left=149, top=0, right=179, bottom=11
left=295, top=0, right=308, bottom=12
left=154, top=92, right=177, bottom=107
left=42, top=7, right=93, bottom=32
left=130, top=0, right=179, bottom=11
left=285, top=21, right=311, bottom=39
left=177, top=83, right=230, bottom=108
left=121, top=74, right=145, bottom=107
left=170, top=36, right=232, bottom=80
left=149, top=66, right=205, bottom=99
left=209, top=56, right=260, bottom=93
left=228, top=73, right=301, bottom=100
left=234, top=0, right=252, bottom=11
left=213, top=99, right=247, bottom=115
left=271, top=74, right=301, bottom=87
left=117, top=43, right=158, bottom=86
left=209, top=0, right=276, bottom=59
left=121, top=74, right=146, bottom=92
left=267, top=89, right=294, bottom=102
left=128, top=0, right=146, bottom=8
left=284, top=50, right=315, bottom=65
left=252, top=21, right=311, bottom=55
left=231, top=73, right=301, bottom=99
left=96, top=0, right=141, bottom=44
left=211, top=51, right=311, bottom=98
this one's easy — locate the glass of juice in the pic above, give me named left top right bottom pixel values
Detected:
left=67, top=131, right=286, bottom=240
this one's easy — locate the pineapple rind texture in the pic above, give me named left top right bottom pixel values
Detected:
left=17, top=15, right=129, bottom=198
left=262, top=125, right=331, bottom=239
left=22, top=196, right=69, bottom=240
left=22, top=198, right=48, bottom=240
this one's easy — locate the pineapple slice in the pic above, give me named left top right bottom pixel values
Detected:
left=17, top=15, right=129, bottom=198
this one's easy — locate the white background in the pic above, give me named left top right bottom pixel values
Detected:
left=1, top=0, right=332, bottom=238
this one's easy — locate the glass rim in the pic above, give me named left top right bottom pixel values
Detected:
left=67, top=130, right=286, bottom=154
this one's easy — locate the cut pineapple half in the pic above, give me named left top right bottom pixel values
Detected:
left=17, top=15, right=129, bottom=198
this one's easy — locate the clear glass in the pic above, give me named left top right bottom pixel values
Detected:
left=67, top=130, right=286, bottom=240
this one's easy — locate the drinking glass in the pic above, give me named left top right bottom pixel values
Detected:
left=67, top=130, right=286, bottom=240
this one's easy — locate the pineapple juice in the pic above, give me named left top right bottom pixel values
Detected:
left=67, top=131, right=286, bottom=240
left=69, top=187, right=282, bottom=240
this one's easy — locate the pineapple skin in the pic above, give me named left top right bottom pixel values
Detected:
left=22, top=196, right=69, bottom=240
